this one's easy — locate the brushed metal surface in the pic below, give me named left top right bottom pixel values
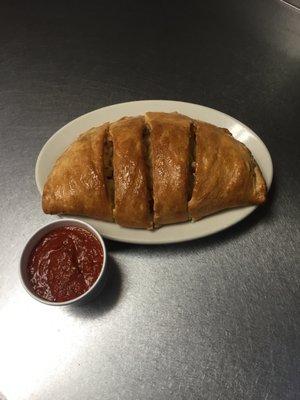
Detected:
left=0, top=1, right=299, bottom=399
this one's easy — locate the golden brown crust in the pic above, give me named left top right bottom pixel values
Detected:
left=109, top=116, right=152, bottom=229
left=188, top=121, right=267, bottom=221
left=42, top=123, right=113, bottom=221
left=145, top=112, right=192, bottom=227
left=42, top=113, right=268, bottom=229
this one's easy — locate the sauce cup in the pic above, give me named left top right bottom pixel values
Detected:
left=19, top=218, right=107, bottom=306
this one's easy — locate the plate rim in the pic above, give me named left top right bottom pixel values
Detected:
left=35, top=100, right=273, bottom=245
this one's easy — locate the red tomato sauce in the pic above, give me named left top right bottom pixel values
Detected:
left=27, top=226, right=103, bottom=302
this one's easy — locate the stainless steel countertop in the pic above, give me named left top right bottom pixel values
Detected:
left=0, top=1, right=299, bottom=399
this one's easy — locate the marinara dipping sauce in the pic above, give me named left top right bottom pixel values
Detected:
left=26, top=226, right=104, bottom=302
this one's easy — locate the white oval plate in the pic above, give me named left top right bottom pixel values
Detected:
left=36, top=100, right=273, bottom=244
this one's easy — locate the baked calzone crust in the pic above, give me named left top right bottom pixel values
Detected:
left=42, top=113, right=267, bottom=229
left=42, top=124, right=113, bottom=221
left=109, top=116, right=152, bottom=229
left=145, top=112, right=192, bottom=227
left=188, top=121, right=266, bottom=221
